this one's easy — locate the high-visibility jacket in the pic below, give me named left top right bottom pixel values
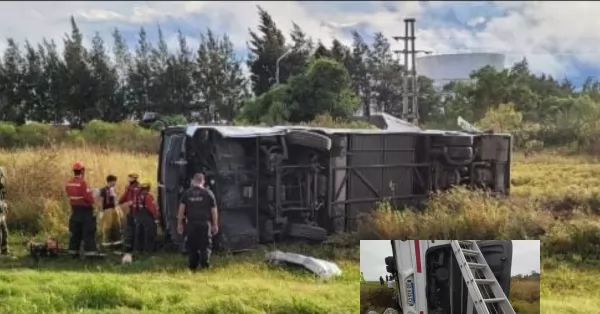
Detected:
left=118, top=182, right=140, bottom=205
left=131, top=192, right=159, bottom=219
left=65, top=176, right=94, bottom=207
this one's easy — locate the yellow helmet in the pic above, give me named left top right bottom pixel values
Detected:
left=139, top=180, right=151, bottom=189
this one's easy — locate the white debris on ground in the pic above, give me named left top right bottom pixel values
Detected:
left=265, top=250, right=342, bottom=279
left=365, top=309, right=399, bottom=314
left=365, top=309, right=398, bottom=314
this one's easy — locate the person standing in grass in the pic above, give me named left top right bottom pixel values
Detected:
left=0, top=166, right=9, bottom=255
left=118, top=173, right=140, bottom=253
left=65, top=161, right=98, bottom=257
left=360, top=272, right=366, bottom=283
left=131, top=180, right=159, bottom=253
left=379, top=276, right=384, bottom=286
left=177, top=173, right=218, bottom=271
left=98, top=175, right=123, bottom=246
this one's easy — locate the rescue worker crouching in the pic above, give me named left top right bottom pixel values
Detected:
left=65, top=161, right=98, bottom=257
left=98, top=175, right=123, bottom=246
left=131, top=180, right=159, bottom=253
left=177, top=173, right=218, bottom=271
left=119, top=173, right=140, bottom=253
left=0, top=166, right=9, bottom=256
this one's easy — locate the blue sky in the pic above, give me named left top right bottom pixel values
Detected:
left=360, top=240, right=541, bottom=281
left=1, top=1, right=599, bottom=84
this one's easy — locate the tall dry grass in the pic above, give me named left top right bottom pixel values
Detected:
left=0, top=146, right=156, bottom=234
left=362, top=151, right=600, bottom=259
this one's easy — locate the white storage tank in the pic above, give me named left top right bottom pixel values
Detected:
left=417, top=53, right=506, bottom=88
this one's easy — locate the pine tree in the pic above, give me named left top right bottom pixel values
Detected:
left=347, top=31, right=371, bottom=116
left=62, top=16, right=93, bottom=127
left=247, top=6, right=286, bottom=96
left=149, top=26, right=171, bottom=113
left=128, top=27, right=153, bottom=117
left=285, top=23, right=313, bottom=79
left=89, top=31, right=121, bottom=121
left=171, top=30, right=195, bottom=115
left=0, top=39, right=27, bottom=123
left=111, top=28, right=132, bottom=117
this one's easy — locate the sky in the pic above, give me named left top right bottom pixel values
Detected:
left=1, top=1, right=600, bottom=85
left=360, top=240, right=540, bottom=281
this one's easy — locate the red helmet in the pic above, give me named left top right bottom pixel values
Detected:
left=72, top=161, right=85, bottom=171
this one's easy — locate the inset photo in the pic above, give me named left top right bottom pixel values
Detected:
left=360, top=240, right=540, bottom=314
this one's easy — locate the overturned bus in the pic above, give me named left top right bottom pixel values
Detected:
left=144, top=113, right=511, bottom=251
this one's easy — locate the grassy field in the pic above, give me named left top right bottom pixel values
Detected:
left=0, top=237, right=358, bottom=313
left=360, top=277, right=540, bottom=314
left=0, top=147, right=358, bottom=313
left=1, top=147, right=599, bottom=313
left=541, top=258, right=600, bottom=314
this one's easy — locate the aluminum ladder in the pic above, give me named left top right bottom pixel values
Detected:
left=451, top=240, right=516, bottom=314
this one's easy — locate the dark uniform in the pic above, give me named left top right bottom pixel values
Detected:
left=0, top=170, right=8, bottom=255
left=65, top=176, right=97, bottom=255
left=119, top=181, right=140, bottom=253
left=131, top=190, right=158, bottom=252
left=180, top=186, right=217, bottom=270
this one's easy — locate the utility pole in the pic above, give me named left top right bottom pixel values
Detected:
left=276, top=49, right=292, bottom=85
left=393, top=18, right=430, bottom=126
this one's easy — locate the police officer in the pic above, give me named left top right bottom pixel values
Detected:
left=132, top=180, right=159, bottom=253
left=118, top=173, right=140, bottom=253
left=177, top=173, right=218, bottom=271
left=65, top=161, right=98, bottom=257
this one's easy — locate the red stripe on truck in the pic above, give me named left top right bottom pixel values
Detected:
left=415, top=241, right=422, bottom=273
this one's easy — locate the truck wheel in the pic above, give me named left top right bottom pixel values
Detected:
left=259, top=217, right=274, bottom=243
left=286, top=130, right=332, bottom=151
left=285, top=223, right=328, bottom=242
left=432, top=134, right=474, bottom=147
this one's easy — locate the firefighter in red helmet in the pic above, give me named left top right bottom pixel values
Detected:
left=118, top=172, right=140, bottom=253
left=65, top=161, right=98, bottom=257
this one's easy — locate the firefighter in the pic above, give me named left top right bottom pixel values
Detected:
left=65, top=161, right=98, bottom=257
left=0, top=166, right=9, bottom=255
left=132, top=180, right=159, bottom=253
left=98, top=174, right=123, bottom=246
left=118, top=173, right=140, bottom=253
left=177, top=173, right=218, bottom=271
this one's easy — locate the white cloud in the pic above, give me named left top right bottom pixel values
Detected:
left=1, top=1, right=600, bottom=79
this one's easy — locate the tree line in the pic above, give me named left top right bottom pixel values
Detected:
left=0, top=7, right=442, bottom=127
left=1, top=6, right=600, bottom=152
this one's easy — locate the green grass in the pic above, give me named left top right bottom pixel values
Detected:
left=360, top=281, right=397, bottom=313
left=0, top=235, right=359, bottom=314
left=541, top=257, right=600, bottom=314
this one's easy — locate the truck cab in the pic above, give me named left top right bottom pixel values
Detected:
left=385, top=240, right=513, bottom=314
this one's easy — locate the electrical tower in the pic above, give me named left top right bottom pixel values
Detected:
left=393, top=18, right=421, bottom=125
